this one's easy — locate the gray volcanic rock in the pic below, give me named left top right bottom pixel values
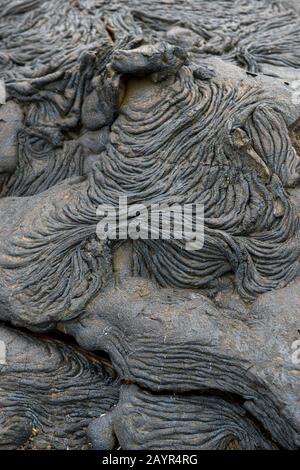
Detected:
left=88, top=384, right=277, bottom=450
left=65, top=277, right=300, bottom=449
left=0, top=0, right=300, bottom=450
left=0, top=324, right=119, bottom=449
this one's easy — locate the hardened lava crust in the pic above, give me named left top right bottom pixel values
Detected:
left=0, top=0, right=299, bottom=450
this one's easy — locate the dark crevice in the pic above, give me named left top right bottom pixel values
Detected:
left=0, top=319, right=114, bottom=371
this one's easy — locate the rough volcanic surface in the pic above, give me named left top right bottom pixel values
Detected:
left=0, top=0, right=299, bottom=450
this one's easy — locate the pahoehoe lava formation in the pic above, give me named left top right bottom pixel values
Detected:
left=0, top=0, right=299, bottom=450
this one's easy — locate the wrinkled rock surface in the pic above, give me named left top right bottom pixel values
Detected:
left=0, top=0, right=299, bottom=450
